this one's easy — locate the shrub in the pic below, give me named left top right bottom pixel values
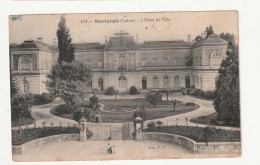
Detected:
left=33, top=93, right=55, bottom=105
left=144, top=91, right=162, bottom=106
left=147, top=121, right=157, bottom=131
left=105, top=87, right=115, bottom=95
left=129, top=86, right=139, bottom=95
left=191, top=89, right=215, bottom=100
left=12, top=126, right=93, bottom=146
left=144, top=125, right=240, bottom=142
left=89, top=95, right=100, bottom=109
left=185, top=102, right=197, bottom=106
left=11, top=93, right=33, bottom=121
left=156, top=121, right=163, bottom=127
left=73, top=107, right=93, bottom=122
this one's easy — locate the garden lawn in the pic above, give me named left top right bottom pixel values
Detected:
left=50, top=99, right=199, bottom=123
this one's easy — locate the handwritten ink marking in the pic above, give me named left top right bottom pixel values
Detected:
left=12, top=16, right=22, bottom=22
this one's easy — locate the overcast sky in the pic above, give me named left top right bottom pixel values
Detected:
left=9, top=11, right=238, bottom=45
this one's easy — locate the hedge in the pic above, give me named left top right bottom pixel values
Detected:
left=12, top=126, right=93, bottom=146
left=144, top=125, right=240, bottom=142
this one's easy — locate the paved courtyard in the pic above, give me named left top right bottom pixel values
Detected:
left=13, top=140, right=192, bottom=161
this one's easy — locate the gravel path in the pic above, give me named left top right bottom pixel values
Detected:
left=13, top=140, right=192, bottom=161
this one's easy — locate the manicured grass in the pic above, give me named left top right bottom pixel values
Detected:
left=50, top=99, right=199, bottom=123
left=144, top=125, right=241, bottom=142
left=190, top=112, right=240, bottom=127
left=11, top=117, right=35, bottom=127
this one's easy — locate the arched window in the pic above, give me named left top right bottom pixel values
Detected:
left=98, top=78, right=103, bottom=87
left=185, top=76, right=191, bottom=88
left=196, top=75, right=199, bottom=85
left=174, top=76, right=179, bottom=87
left=119, top=76, right=126, bottom=88
left=98, top=78, right=103, bottom=90
left=142, top=77, right=147, bottom=89
left=18, top=55, right=32, bottom=71
left=164, top=76, right=169, bottom=86
left=153, top=76, right=158, bottom=87
left=23, top=79, right=29, bottom=93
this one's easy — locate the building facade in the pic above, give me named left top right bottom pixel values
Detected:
left=10, top=32, right=227, bottom=94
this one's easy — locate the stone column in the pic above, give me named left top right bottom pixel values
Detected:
left=79, top=117, right=87, bottom=142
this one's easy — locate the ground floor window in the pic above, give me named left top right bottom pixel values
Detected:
left=98, top=78, right=103, bottom=90
left=24, top=80, right=29, bottom=93
left=153, top=76, right=158, bottom=87
left=174, top=76, right=179, bottom=87
left=164, top=76, right=169, bottom=86
left=119, top=76, right=126, bottom=88
left=185, top=76, right=190, bottom=88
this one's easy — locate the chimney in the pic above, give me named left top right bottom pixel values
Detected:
left=37, top=37, right=43, bottom=43
left=105, top=36, right=108, bottom=44
left=188, top=35, right=191, bottom=42
left=53, top=38, right=57, bottom=45
left=136, top=34, right=138, bottom=43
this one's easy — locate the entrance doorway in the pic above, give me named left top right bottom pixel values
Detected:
left=142, top=77, right=147, bottom=89
left=185, top=76, right=190, bottom=88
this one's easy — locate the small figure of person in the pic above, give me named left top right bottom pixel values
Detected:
left=107, top=137, right=115, bottom=154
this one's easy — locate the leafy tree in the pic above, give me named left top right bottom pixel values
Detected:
left=194, top=35, right=203, bottom=41
left=206, top=25, right=214, bottom=37
left=220, top=32, right=235, bottom=45
left=57, top=15, right=75, bottom=64
left=11, top=93, right=34, bottom=133
left=10, top=74, right=20, bottom=97
left=163, top=88, right=170, bottom=101
left=144, top=91, right=162, bottom=106
left=46, top=61, right=92, bottom=112
left=133, top=107, right=147, bottom=130
left=213, top=36, right=240, bottom=127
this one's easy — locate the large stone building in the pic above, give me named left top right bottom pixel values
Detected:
left=10, top=32, right=227, bottom=94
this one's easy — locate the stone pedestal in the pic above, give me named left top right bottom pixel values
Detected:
left=79, top=117, right=87, bottom=142
left=135, top=128, right=142, bottom=141
left=134, top=115, right=143, bottom=141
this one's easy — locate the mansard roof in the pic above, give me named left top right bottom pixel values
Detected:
left=105, top=36, right=137, bottom=51
left=192, top=34, right=228, bottom=48
left=11, top=40, right=52, bottom=52
left=140, top=40, right=194, bottom=49
left=48, top=43, right=105, bottom=52
left=104, top=32, right=137, bottom=51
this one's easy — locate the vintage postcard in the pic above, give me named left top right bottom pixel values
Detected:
left=9, top=11, right=240, bottom=161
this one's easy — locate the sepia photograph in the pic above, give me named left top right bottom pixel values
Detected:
left=9, top=11, right=240, bottom=161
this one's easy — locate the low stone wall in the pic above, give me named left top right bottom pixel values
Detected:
left=142, top=132, right=241, bottom=155
left=142, top=132, right=197, bottom=153
left=12, top=133, right=79, bottom=155
left=195, top=142, right=241, bottom=154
